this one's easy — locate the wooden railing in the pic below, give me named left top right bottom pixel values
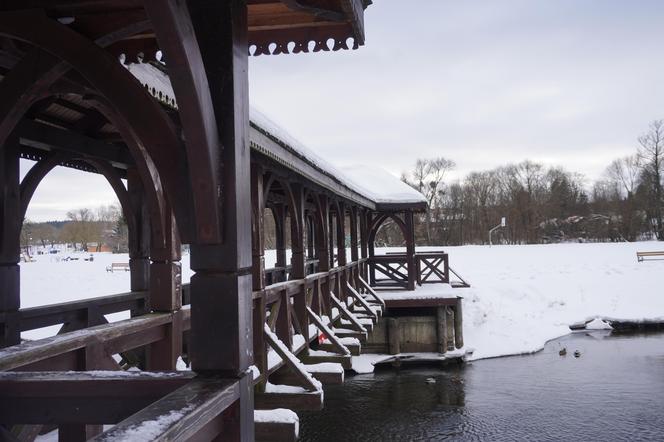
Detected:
left=415, top=252, right=449, bottom=284
left=368, top=251, right=449, bottom=288
left=264, top=258, right=321, bottom=285
left=0, top=257, right=376, bottom=436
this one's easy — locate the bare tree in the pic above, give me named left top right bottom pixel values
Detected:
left=404, top=157, right=456, bottom=244
left=606, top=155, right=642, bottom=198
left=63, top=208, right=99, bottom=251
left=637, top=120, right=664, bottom=239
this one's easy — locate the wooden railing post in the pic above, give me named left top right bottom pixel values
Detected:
left=444, top=253, right=450, bottom=284
left=405, top=210, right=416, bottom=290
left=251, top=164, right=265, bottom=290
left=275, top=289, right=293, bottom=349
left=253, top=293, right=267, bottom=391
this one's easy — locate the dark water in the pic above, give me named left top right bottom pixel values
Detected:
left=299, top=332, right=664, bottom=441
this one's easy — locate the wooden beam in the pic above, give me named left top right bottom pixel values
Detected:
left=0, top=313, right=175, bottom=371
left=254, top=389, right=322, bottom=412
left=16, top=119, right=134, bottom=168
left=263, top=324, right=319, bottom=392
left=0, top=371, right=194, bottom=424
left=306, top=307, right=350, bottom=356
left=93, top=376, right=241, bottom=441
left=255, top=418, right=298, bottom=442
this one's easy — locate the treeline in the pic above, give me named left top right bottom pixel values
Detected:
left=388, top=119, right=664, bottom=246
left=21, top=205, right=128, bottom=253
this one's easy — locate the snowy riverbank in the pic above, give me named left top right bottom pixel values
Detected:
left=19, top=241, right=664, bottom=360
left=433, top=241, right=664, bottom=360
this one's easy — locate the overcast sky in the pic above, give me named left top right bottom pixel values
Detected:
left=24, top=0, right=664, bottom=221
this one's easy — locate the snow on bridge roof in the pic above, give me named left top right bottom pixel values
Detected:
left=126, top=62, right=426, bottom=210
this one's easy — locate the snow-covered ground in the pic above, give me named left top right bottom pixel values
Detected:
left=416, top=241, right=664, bottom=360
left=19, top=242, right=664, bottom=361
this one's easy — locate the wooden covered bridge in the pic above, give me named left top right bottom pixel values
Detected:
left=0, top=1, right=464, bottom=440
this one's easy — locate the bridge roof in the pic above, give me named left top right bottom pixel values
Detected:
left=0, top=0, right=371, bottom=61
left=128, top=62, right=426, bottom=211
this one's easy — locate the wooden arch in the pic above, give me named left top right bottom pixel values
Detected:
left=368, top=212, right=409, bottom=248
left=0, top=10, right=205, bottom=242
left=18, top=153, right=142, bottom=256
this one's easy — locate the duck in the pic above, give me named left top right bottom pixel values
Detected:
left=425, top=377, right=436, bottom=384
left=559, top=347, right=567, bottom=356
left=573, top=350, right=581, bottom=358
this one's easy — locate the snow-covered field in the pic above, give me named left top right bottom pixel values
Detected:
left=19, top=242, right=664, bottom=360
left=435, top=241, right=664, bottom=360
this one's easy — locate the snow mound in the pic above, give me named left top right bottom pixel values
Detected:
left=585, top=317, right=613, bottom=330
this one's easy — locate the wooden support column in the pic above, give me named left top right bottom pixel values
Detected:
left=328, top=209, right=335, bottom=268
left=336, top=202, right=347, bottom=267
left=0, top=136, right=20, bottom=348
left=273, top=204, right=287, bottom=271
left=251, top=164, right=265, bottom=290
left=185, top=16, right=254, bottom=441
left=306, top=216, right=315, bottom=261
left=349, top=207, right=359, bottom=291
left=127, top=168, right=150, bottom=295
left=289, top=184, right=306, bottom=280
left=454, top=297, right=464, bottom=349
left=367, top=211, right=376, bottom=286
left=446, top=307, right=455, bottom=351
left=251, top=165, right=267, bottom=390
left=436, top=306, right=447, bottom=354
left=387, top=317, right=400, bottom=355
left=350, top=206, right=359, bottom=263
left=359, top=209, right=368, bottom=282
left=315, top=195, right=330, bottom=272
left=147, top=207, right=182, bottom=371
left=288, top=184, right=309, bottom=345
left=405, top=210, right=416, bottom=291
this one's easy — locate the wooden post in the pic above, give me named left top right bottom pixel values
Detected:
left=252, top=294, right=267, bottom=391
left=148, top=208, right=182, bottom=370
left=289, top=184, right=305, bottom=280
left=436, top=306, right=447, bottom=354
left=187, top=0, right=253, bottom=405
left=251, top=164, right=265, bottom=291
left=359, top=209, right=368, bottom=283
left=273, top=204, right=287, bottom=271
left=0, top=137, right=20, bottom=348
left=315, top=194, right=330, bottom=272
left=446, top=307, right=455, bottom=351
left=367, top=211, right=375, bottom=286
left=405, top=210, right=416, bottom=290
left=149, top=208, right=182, bottom=313
left=306, top=216, right=315, bottom=262
left=454, top=297, right=464, bottom=349
left=288, top=184, right=309, bottom=345
left=350, top=206, right=358, bottom=263
left=336, top=201, right=347, bottom=267
left=387, top=317, right=400, bottom=355
left=328, top=208, right=335, bottom=268
left=127, top=168, right=150, bottom=295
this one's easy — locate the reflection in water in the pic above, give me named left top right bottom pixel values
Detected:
left=299, top=332, right=664, bottom=441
